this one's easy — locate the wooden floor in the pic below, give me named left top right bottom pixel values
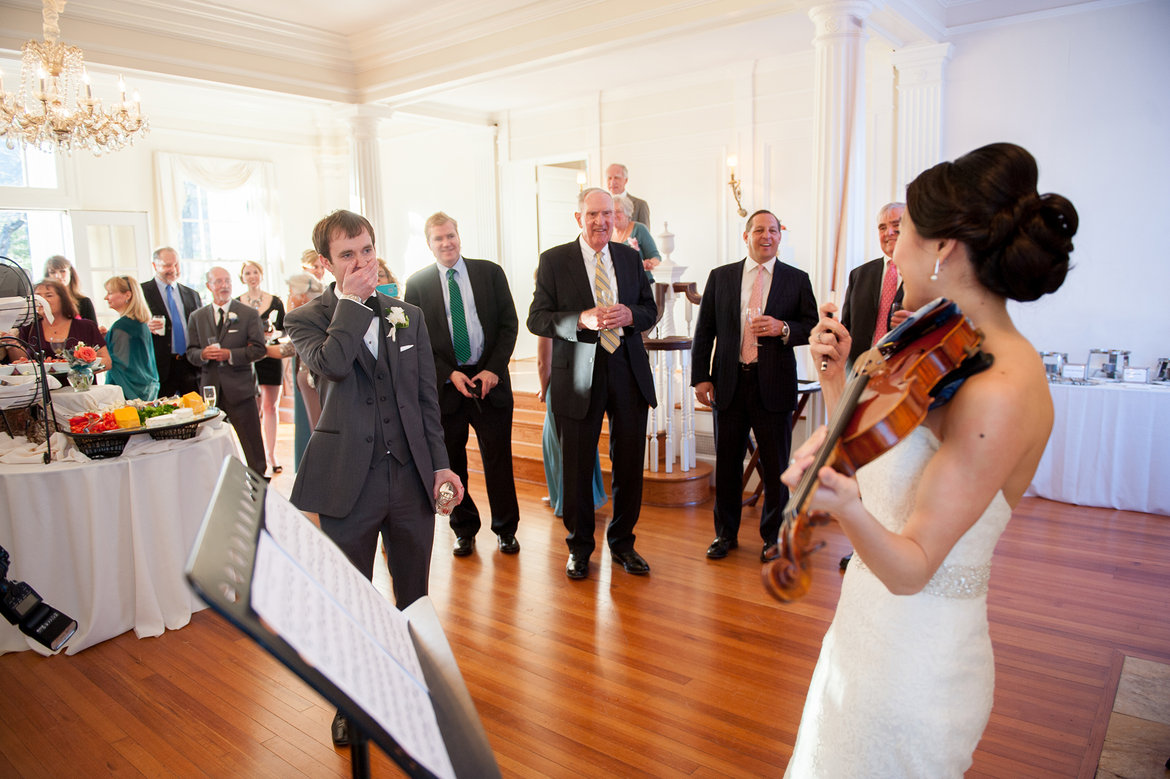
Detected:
left=2, top=461, right=1168, bottom=777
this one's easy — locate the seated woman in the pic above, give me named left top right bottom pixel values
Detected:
left=9, top=279, right=111, bottom=370
left=103, top=275, right=160, bottom=401
left=44, top=255, right=98, bottom=324
left=613, top=194, right=661, bottom=278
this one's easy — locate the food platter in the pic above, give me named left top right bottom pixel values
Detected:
left=65, top=409, right=222, bottom=459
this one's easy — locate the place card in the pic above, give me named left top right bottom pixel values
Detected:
left=1123, top=367, right=1149, bottom=383
left=1061, top=363, right=1087, bottom=381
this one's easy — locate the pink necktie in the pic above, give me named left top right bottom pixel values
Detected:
left=741, top=265, right=766, bottom=363
left=873, top=260, right=898, bottom=344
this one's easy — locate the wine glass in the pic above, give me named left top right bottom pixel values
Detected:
left=745, top=306, right=762, bottom=341
left=201, top=385, right=218, bottom=410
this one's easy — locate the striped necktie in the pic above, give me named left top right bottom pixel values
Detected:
left=447, top=268, right=472, bottom=364
left=873, top=260, right=899, bottom=344
left=593, top=251, right=619, bottom=354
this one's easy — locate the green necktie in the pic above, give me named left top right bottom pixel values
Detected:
left=447, top=268, right=472, bottom=364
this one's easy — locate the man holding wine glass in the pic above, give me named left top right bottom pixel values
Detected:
left=691, top=210, right=818, bottom=562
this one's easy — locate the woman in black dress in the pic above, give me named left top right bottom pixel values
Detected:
left=44, top=255, right=98, bottom=324
left=238, top=260, right=286, bottom=474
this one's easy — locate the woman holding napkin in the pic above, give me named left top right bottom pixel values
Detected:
left=9, top=279, right=110, bottom=370
left=102, top=276, right=159, bottom=401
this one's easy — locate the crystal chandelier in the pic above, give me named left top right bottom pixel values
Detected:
left=0, top=0, right=148, bottom=156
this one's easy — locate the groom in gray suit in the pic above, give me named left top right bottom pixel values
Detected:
left=284, top=210, right=463, bottom=746
left=185, top=266, right=267, bottom=476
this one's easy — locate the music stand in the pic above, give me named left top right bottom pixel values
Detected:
left=185, top=457, right=500, bottom=779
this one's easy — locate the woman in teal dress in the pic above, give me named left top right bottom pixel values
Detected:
left=102, top=276, right=160, bottom=400
left=538, top=336, right=607, bottom=516
left=613, top=194, right=660, bottom=283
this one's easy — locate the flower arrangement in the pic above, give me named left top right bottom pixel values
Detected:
left=385, top=306, right=409, bottom=341
left=65, top=342, right=100, bottom=368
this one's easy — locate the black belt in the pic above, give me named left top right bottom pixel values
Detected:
left=739, top=362, right=758, bottom=371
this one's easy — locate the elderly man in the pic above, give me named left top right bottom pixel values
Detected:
left=405, top=212, right=522, bottom=558
left=691, top=210, right=818, bottom=562
left=185, top=266, right=267, bottom=476
left=605, top=163, right=650, bottom=226
left=141, top=247, right=202, bottom=397
left=841, top=202, right=908, bottom=366
left=527, top=187, right=657, bottom=580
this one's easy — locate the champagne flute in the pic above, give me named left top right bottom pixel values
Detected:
left=201, top=385, right=218, bottom=411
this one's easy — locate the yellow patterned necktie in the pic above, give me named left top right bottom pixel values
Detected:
left=593, top=251, right=619, bottom=354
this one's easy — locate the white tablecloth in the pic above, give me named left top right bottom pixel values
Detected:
left=49, top=383, right=125, bottom=421
left=0, top=420, right=242, bottom=654
left=1027, top=381, right=1170, bottom=516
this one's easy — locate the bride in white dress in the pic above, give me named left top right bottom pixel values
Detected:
left=782, top=143, right=1078, bottom=778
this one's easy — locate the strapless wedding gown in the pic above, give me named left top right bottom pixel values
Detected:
left=784, top=427, right=1012, bottom=778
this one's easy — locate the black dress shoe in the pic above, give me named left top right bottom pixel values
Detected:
left=453, top=536, right=475, bottom=557
left=497, top=534, right=520, bottom=554
left=612, top=549, right=650, bottom=575
left=761, top=542, right=779, bottom=563
left=706, top=536, right=738, bottom=559
left=566, top=553, right=589, bottom=579
left=840, top=552, right=853, bottom=571
left=331, top=711, right=350, bottom=747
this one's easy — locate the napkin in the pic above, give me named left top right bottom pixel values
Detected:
left=0, top=432, right=88, bottom=464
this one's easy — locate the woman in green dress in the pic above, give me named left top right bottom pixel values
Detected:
left=103, top=275, right=160, bottom=401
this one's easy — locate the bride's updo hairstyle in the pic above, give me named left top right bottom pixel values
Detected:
left=905, top=142, right=1077, bottom=302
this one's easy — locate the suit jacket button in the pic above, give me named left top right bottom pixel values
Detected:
left=366, top=398, right=373, bottom=405
left=383, top=418, right=390, bottom=424
left=365, top=435, right=373, bottom=443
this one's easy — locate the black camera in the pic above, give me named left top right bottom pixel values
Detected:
left=0, top=545, right=77, bottom=652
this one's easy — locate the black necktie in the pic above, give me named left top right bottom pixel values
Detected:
left=217, top=308, right=224, bottom=329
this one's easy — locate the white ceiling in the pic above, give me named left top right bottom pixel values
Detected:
left=0, top=0, right=1118, bottom=119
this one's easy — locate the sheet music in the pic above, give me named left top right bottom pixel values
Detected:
left=252, top=493, right=454, bottom=779
left=260, top=491, right=425, bottom=683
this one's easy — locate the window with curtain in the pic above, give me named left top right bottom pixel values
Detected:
left=154, top=152, right=282, bottom=293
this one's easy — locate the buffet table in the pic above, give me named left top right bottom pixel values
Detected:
left=1027, top=381, right=1170, bottom=516
left=0, top=420, right=242, bottom=654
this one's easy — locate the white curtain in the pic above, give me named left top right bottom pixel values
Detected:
left=153, top=151, right=282, bottom=266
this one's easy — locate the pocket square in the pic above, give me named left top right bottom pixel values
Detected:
left=400, top=343, right=414, bottom=352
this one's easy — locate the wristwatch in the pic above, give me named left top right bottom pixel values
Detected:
left=780, top=321, right=790, bottom=340
left=338, top=292, right=364, bottom=305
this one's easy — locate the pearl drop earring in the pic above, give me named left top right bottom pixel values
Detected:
left=930, top=257, right=940, bottom=282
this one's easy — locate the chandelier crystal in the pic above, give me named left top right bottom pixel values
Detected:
left=0, top=0, right=148, bottom=156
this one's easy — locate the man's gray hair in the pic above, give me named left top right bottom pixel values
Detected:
left=607, top=163, right=629, bottom=177
left=152, top=246, right=177, bottom=262
left=577, top=186, right=613, bottom=211
left=877, top=202, right=906, bottom=220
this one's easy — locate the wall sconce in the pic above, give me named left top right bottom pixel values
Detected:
left=576, top=171, right=587, bottom=192
left=727, top=156, right=747, bottom=218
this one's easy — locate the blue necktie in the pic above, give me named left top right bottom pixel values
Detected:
left=165, top=284, right=187, bottom=354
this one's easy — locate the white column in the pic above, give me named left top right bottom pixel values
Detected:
left=892, top=43, right=953, bottom=195
left=348, top=108, right=388, bottom=249
left=808, top=1, right=873, bottom=306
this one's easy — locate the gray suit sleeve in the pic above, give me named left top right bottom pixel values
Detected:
left=413, top=311, right=449, bottom=472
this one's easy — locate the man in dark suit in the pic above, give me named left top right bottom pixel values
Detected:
left=527, top=187, right=657, bottom=580
left=692, top=210, right=818, bottom=562
left=606, top=163, right=650, bottom=226
left=185, top=266, right=267, bottom=476
left=405, top=212, right=521, bottom=558
left=284, top=210, right=462, bottom=747
left=841, top=202, right=906, bottom=367
left=141, top=247, right=202, bottom=397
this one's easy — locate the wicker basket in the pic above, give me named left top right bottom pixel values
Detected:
left=148, top=421, right=199, bottom=441
left=72, top=433, right=130, bottom=459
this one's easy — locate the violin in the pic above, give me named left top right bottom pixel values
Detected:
left=762, top=298, right=990, bottom=602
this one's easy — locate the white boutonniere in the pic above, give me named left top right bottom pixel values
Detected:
left=227, top=312, right=238, bottom=323
left=385, top=306, right=409, bottom=341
